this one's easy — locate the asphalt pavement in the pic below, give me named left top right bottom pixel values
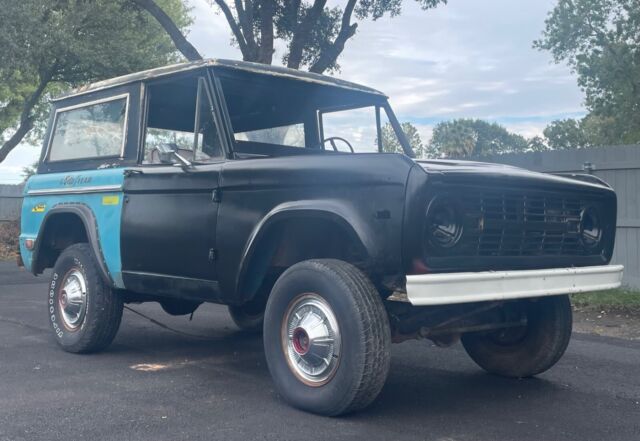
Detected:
left=1, top=261, right=639, bottom=441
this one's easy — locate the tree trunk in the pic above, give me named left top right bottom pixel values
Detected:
left=309, top=23, right=357, bottom=73
left=234, top=0, right=259, bottom=60
left=0, top=77, right=50, bottom=163
left=213, top=0, right=252, bottom=60
left=286, top=0, right=327, bottom=69
left=257, top=0, right=275, bottom=64
left=308, top=0, right=358, bottom=74
left=131, top=0, right=203, bottom=62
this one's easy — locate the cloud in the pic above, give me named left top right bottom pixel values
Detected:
left=0, top=143, right=39, bottom=184
left=328, top=0, right=584, bottom=135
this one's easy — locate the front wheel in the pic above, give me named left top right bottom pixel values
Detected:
left=48, top=243, right=123, bottom=353
left=461, top=295, right=572, bottom=378
left=263, top=259, right=391, bottom=416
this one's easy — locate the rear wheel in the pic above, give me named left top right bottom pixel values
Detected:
left=48, top=243, right=123, bottom=353
left=461, top=295, right=572, bottom=378
left=263, top=259, right=391, bottom=416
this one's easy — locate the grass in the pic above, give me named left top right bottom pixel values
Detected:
left=572, top=288, right=640, bottom=312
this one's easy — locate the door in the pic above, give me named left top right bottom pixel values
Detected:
left=121, top=75, right=226, bottom=296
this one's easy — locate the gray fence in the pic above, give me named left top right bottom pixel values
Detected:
left=0, top=184, right=24, bottom=222
left=486, top=145, right=640, bottom=289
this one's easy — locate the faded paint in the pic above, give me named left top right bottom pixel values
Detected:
left=20, top=168, right=126, bottom=287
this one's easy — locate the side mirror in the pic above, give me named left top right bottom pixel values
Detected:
left=157, top=143, right=193, bottom=170
left=156, top=143, right=177, bottom=164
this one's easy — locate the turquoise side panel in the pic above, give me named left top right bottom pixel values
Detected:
left=20, top=168, right=126, bottom=288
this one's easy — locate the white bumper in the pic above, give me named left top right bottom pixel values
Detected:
left=405, top=265, right=624, bottom=306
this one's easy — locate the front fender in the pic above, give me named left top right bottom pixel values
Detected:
left=235, top=200, right=376, bottom=299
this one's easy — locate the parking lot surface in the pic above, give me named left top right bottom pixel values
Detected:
left=1, top=262, right=639, bottom=441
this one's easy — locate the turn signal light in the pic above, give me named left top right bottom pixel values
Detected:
left=25, top=239, right=35, bottom=250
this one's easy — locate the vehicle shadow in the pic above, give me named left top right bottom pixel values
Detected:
left=106, top=308, right=568, bottom=422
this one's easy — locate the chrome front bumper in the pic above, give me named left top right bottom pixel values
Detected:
left=405, top=265, right=624, bottom=306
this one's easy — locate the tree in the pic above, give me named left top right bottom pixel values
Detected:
left=527, top=136, right=549, bottom=152
left=136, top=0, right=447, bottom=73
left=380, top=121, right=429, bottom=158
left=543, top=118, right=590, bottom=149
left=535, top=0, right=640, bottom=145
left=542, top=113, right=625, bottom=149
left=0, top=0, right=191, bottom=163
left=429, top=119, right=529, bottom=159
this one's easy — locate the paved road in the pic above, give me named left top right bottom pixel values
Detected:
left=1, top=262, right=639, bottom=441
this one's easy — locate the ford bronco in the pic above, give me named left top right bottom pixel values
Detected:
left=19, top=59, right=623, bottom=415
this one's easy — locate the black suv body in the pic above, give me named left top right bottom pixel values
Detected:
left=20, top=59, right=623, bottom=415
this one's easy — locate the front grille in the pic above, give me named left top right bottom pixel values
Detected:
left=455, top=188, right=588, bottom=257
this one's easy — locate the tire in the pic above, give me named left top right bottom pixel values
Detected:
left=461, top=295, right=572, bottom=378
left=48, top=243, right=123, bottom=353
left=263, top=259, right=391, bottom=416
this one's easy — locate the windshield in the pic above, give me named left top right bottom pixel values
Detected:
left=217, top=71, right=412, bottom=158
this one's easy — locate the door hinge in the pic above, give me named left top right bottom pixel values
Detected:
left=212, top=188, right=221, bottom=203
left=208, top=248, right=218, bottom=262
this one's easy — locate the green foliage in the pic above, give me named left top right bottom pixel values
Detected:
left=527, top=136, right=549, bottom=152
left=535, top=0, right=640, bottom=145
left=21, top=162, right=39, bottom=182
left=542, top=113, right=629, bottom=149
left=0, top=0, right=191, bottom=160
left=429, top=119, right=529, bottom=158
left=380, top=122, right=428, bottom=158
left=543, top=118, right=590, bottom=149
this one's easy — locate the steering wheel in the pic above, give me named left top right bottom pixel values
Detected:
left=323, top=136, right=355, bottom=153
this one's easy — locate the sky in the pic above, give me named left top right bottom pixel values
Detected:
left=0, top=0, right=585, bottom=184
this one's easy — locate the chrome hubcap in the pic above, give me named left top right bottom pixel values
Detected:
left=58, top=269, right=87, bottom=330
left=282, top=293, right=341, bottom=386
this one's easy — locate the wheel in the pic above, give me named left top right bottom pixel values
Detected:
left=48, top=243, right=123, bottom=353
left=263, top=259, right=391, bottom=416
left=228, top=296, right=266, bottom=333
left=461, top=295, right=572, bottom=378
left=160, top=299, right=201, bottom=316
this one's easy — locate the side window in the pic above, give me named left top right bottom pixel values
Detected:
left=47, top=96, right=128, bottom=161
left=321, top=106, right=379, bottom=153
left=143, top=76, right=223, bottom=164
left=194, top=78, right=223, bottom=161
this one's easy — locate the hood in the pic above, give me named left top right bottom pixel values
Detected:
left=414, top=158, right=612, bottom=192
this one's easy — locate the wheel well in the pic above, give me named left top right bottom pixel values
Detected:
left=239, top=216, right=368, bottom=304
left=34, top=213, right=88, bottom=273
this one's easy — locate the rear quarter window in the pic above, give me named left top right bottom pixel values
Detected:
left=47, top=95, right=128, bottom=162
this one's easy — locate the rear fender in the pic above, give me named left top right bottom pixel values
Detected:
left=31, top=204, right=113, bottom=285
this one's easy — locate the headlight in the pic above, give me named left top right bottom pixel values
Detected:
left=580, top=206, right=602, bottom=248
left=425, top=197, right=463, bottom=249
